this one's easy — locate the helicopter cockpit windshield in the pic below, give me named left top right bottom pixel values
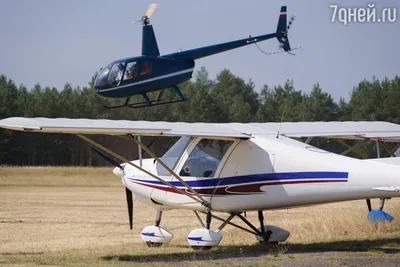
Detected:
left=95, top=61, right=127, bottom=90
left=94, top=59, right=152, bottom=91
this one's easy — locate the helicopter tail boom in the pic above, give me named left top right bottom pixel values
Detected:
left=163, top=6, right=292, bottom=60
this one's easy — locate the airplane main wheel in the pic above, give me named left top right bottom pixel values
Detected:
left=191, top=246, right=212, bottom=251
left=146, top=241, right=163, bottom=247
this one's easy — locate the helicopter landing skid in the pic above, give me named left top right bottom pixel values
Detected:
left=103, top=86, right=186, bottom=109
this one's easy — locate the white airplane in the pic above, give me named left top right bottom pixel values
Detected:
left=1, top=117, right=400, bottom=250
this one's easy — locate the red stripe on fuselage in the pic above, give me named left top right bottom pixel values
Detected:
left=225, top=179, right=347, bottom=194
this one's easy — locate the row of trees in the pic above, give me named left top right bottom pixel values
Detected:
left=1, top=68, right=399, bottom=166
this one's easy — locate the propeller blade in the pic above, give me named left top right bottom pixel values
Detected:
left=90, top=145, right=123, bottom=170
left=366, top=199, right=372, bottom=212
left=132, top=19, right=142, bottom=25
left=126, top=187, right=133, bottom=230
left=145, top=3, right=158, bottom=19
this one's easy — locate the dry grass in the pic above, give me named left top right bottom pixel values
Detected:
left=0, top=166, right=400, bottom=266
left=0, top=166, right=118, bottom=187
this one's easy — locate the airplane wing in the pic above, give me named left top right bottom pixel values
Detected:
left=244, top=121, right=400, bottom=142
left=0, top=117, right=251, bottom=138
left=1, top=117, right=400, bottom=142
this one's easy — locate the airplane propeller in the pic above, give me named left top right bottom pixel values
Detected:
left=90, top=145, right=134, bottom=230
left=132, top=3, right=158, bottom=25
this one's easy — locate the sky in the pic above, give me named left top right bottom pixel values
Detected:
left=0, top=0, right=399, bottom=101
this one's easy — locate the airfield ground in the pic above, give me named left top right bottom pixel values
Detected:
left=1, top=167, right=400, bottom=266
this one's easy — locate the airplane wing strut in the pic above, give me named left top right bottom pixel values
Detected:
left=130, top=135, right=209, bottom=206
left=77, top=134, right=209, bottom=207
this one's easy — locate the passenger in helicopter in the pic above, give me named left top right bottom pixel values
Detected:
left=124, top=62, right=138, bottom=80
left=141, top=61, right=152, bottom=75
left=108, top=62, right=124, bottom=86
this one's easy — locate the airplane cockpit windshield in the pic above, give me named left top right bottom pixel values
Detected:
left=156, top=136, right=192, bottom=176
left=156, top=137, right=234, bottom=178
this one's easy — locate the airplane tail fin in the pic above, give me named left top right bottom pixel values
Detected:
left=276, top=6, right=292, bottom=53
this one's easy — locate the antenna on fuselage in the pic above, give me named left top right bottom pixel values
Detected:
left=276, top=91, right=289, bottom=139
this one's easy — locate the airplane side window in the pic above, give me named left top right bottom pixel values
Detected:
left=180, top=139, right=233, bottom=178
left=140, top=61, right=152, bottom=76
left=124, top=62, right=138, bottom=81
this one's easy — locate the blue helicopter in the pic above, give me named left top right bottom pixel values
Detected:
left=95, top=4, right=295, bottom=109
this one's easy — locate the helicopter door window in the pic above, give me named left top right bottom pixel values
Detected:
left=140, top=61, right=152, bottom=76
left=179, top=139, right=233, bottom=178
left=108, top=62, right=125, bottom=87
left=124, top=62, right=138, bottom=81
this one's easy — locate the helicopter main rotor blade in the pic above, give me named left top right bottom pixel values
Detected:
left=145, top=3, right=158, bottom=19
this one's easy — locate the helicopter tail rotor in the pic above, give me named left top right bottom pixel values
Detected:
left=133, top=3, right=158, bottom=25
left=276, top=6, right=296, bottom=54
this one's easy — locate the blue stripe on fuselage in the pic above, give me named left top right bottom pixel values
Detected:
left=129, top=171, right=348, bottom=188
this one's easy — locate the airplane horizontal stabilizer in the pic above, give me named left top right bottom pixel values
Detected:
left=364, top=157, right=400, bottom=166
left=373, top=187, right=400, bottom=193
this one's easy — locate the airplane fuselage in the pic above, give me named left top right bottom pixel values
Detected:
left=120, top=134, right=400, bottom=212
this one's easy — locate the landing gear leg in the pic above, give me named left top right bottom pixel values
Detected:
left=142, top=93, right=152, bottom=105
left=379, top=198, right=385, bottom=211
left=206, top=211, right=212, bottom=230
left=366, top=199, right=372, bottom=212
left=155, top=209, right=162, bottom=227
left=173, top=85, right=185, bottom=101
left=124, top=97, right=131, bottom=106
left=258, top=211, right=272, bottom=244
left=156, top=90, right=164, bottom=102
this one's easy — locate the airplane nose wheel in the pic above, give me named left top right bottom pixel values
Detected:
left=141, top=209, right=174, bottom=247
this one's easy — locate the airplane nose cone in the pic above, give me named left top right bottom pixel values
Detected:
left=113, top=166, right=124, bottom=177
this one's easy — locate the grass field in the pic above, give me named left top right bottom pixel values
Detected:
left=1, top=167, right=400, bottom=266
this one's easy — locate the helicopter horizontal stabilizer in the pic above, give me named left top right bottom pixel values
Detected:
left=276, top=6, right=292, bottom=52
